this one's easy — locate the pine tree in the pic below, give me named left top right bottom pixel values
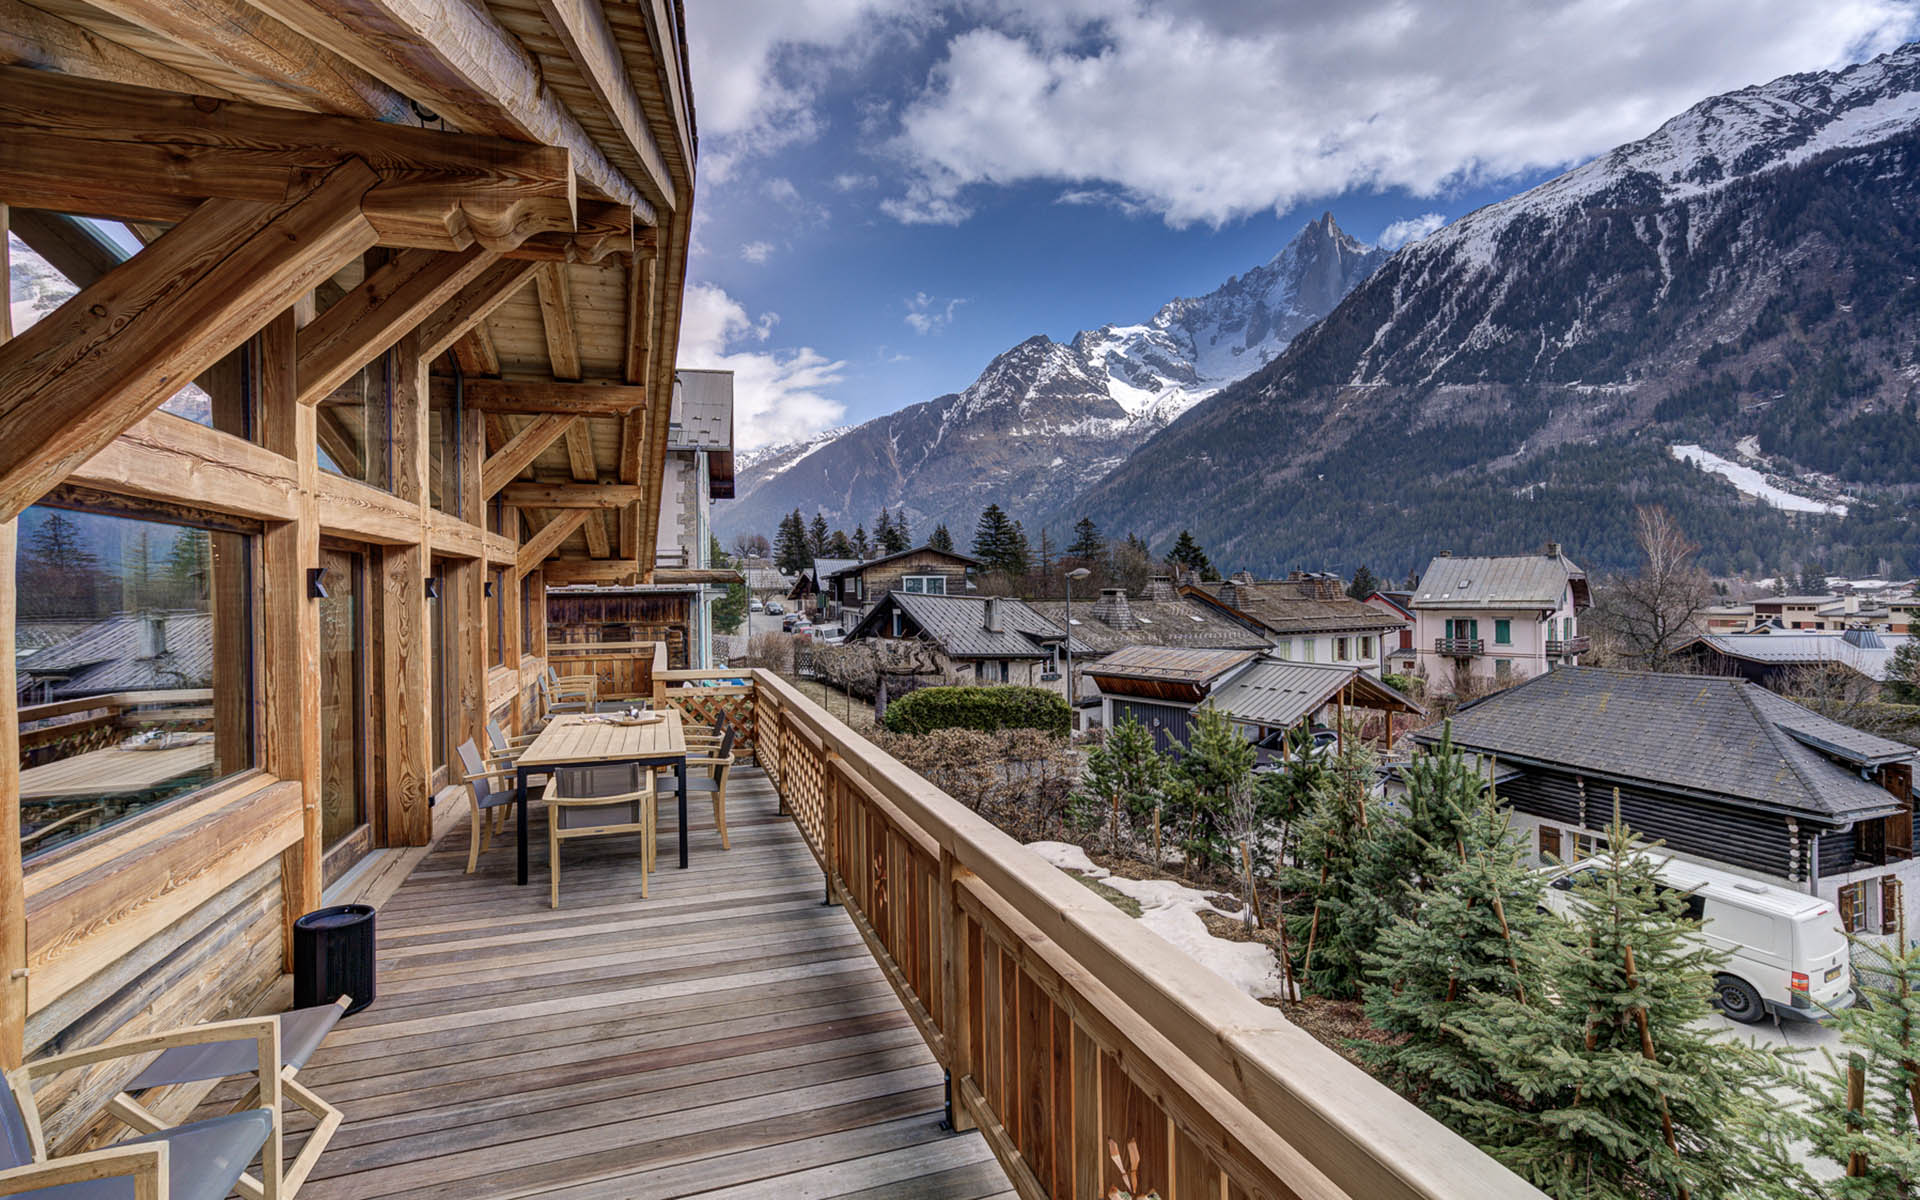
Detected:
left=773, top=509, right=810, bottom=574
left=1169, top=704, right=1253, bottom=872
left=872, top=508, right=895, bottom=553
left=826, top=530, right=854, bottom=557
left=1361, top=774, right=1555, bottom=1129
left=22, top=509, right=104, bottom=618
left=891, top=506, right=912, bottom=550
left=1347, top=725, right=1484, bottom=937
left=709, top=536, right=748, bottom=634
left=1346, top=564, right=1380, bottom=601
left=1282, top=737, right=1383, bottom=999
left=1804, top=936, right=1920, bottom=1196
left=972, top=505, right=1017, bottom=573
left=161, top=528, right=211, bottom=607
left=928, top=523, right=954, bottom=553
left=1068, top=517, right=1105, bottom=562
left=852, top=524, right=871, bottom=558
left=1451, top=818, right=1809, bottom=1199
left=1166, top=530, right=1215, bottom=580
left=1079, top=714, right=1169, bottom=853
left=1007, top=520, right=1032, bottom=578
left=808, top=513, right=830, bottom=558
left=1886, top=639, right=1920, bottom=704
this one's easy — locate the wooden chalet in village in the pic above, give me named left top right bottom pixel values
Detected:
left=1183, top=571, right=1407, bottom=677
left=1421, top=667, right=1919, bottom=935
left=845, top=592, right=1085, bottom=686
left=0, top=3, right=1547, bottom=1198
left=813, top=544, right=980, bottom=630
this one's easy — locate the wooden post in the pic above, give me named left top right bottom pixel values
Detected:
left=381, top=330, right=431, bottom=845
left=1846, top=1053, right=1867, bottom=1177
left=940, top=847, right=976, bottom=1131
left=261, top=310, right=323, bottom=960
left=0, top=204, right=24, bottom=1069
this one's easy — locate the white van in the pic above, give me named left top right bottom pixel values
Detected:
left=1541, top=854, right=1852, bottom=1023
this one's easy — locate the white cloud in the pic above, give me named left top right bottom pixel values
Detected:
left=739, top=240, right=775, bottom=263
left=765, top=176, right=831, bottom=226
left=904, top=292, right=965, bottom=334
left=1376, top=212, right=1447, bottom=251
left=832, top=172, right=879, bottom=192
left=883, top=2, right=1919, bottom=227
left=678, top=284, right=846, bottom=451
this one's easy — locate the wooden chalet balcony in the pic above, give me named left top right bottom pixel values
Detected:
left=1435, top=636, right=1486, bottom=657
left=1546, top=635, right=1591, bottom=656
left=300, top=670, right=1541, bottom=1199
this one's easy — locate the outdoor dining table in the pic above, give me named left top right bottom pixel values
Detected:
left=510, top=710, right=689, bottom=885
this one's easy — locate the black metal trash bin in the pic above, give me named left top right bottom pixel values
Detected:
left=293, top=904, right=376, bottom=1016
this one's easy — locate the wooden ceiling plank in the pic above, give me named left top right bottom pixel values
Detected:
left=239, top=0, right=657, bottom=220
left=76, top=0, right=409, bottom=118
left=0, top=0, right=239, bottom=96
left=297, top=246, right=498, bottom=406
left=618, top=502, right=637, bottom=560
left=529, top=0, right=672, bottom=211
left=450, top=376, right=647, bottom=415
left=417, top=258, right=538, bottom=362
left=0, top=160, right=380, bottom=520
left=499, top=482, right=643, bottom=509
left=516, top=508, right=589, bottom=575
left=534, top=263, right=583, bottom=381
left=481, top=413, right=574, bottom=498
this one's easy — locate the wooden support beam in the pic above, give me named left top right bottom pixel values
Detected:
left=62, top=0, right=403, bottom=117
left=0, top=205, right=23, bottom=1070
left=541, top=557, right=640, bottom=586
left=452, top=376, right=649, bottom=415
left=582, top=510, right=611, bottom=558
left=450, top=328, right=501, bottom=378
left=530, top=0, right=674, bottom=212
left=238, top=0, right=658, bottom=218
left=0, top=160, right=380, bottom=521
left=562, top=419, right=597, bottom=481
left=481, top=414, right=575, bottom=498
left=0, top=67, right=577, bottom=250
left=534, top=264, right=581, bottom=380
left=0, top=0, right=240, bottom=97
left=622, top=249, right=652, bottom=387
left=509, top=201, right=633, bottom=264
left=499, top=483, right=645, bottom=509
left=416, top=259, right=539, bottom=362
left=618, top=503, right=638, bottom=560
left=617, top=413, right=644, bottom=484
left=516, top=510, right=589, bottom=575
left=297, top=247, right=497, bottom=406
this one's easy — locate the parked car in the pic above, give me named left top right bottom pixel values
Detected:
left=782, top=614, right=804, bottom=632
left=749, top=599, right=764, bottom=613
left=764, top=601, right=784, bottom=615
left=1540, top=854, right=1851, bottom=1023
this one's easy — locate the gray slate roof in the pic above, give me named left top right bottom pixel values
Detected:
left=20, top=611, right=214, bottom=698
left=851, top=592, right=1089, bottom=659
left=1189, top=580, right=1405, bottom=635
left=1413, top=552, right=1586, bottom=611
left=1416, top=667, right=1912, bottom=822
left=1028, top=598, right=1269, bottom=654
left=1087, top=645, right=1261, bottom=685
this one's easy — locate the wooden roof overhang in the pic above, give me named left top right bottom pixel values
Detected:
left=0, top=0, right=696, bottom=576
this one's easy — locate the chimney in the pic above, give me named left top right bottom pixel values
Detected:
left=1544, top=542, right=1561, bottom=557
left=1231, top=570, right=1256, bottom=586
left=983, top=596, right=1003, bottom=633
left=1437, top=550, right=1452, bottom=558
left=1217, top=580, right=1239, bottom=609
left=1091, top=588, right=1135, bottom=630
left=1143, top=575, right=1177, bottom=602
left=139, top=612, right=168, bottom=659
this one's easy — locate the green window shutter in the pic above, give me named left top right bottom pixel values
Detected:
left=1495, top=619, right=1511, bottom=645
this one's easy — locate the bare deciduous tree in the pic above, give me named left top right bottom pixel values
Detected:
left=1594, top=506, right=1711, bottom=671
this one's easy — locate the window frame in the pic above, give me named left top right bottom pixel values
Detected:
left=902, top=575, right=947, bottom=596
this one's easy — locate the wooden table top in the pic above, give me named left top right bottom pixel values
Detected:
left=20, top=737, right=215, bottom=802
left=516, top=711, right=686, bottom=769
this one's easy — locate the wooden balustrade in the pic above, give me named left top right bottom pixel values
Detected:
left=546, top=640, right=666, bottom=701
left=17, top=689, right=215, bottom=769
left=746, top=668, right=1545, bottom=1200
left=652, top=668, right=760, bottom=764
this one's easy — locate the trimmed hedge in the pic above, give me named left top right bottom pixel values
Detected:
left=882, top=685, right=1070, bottom=737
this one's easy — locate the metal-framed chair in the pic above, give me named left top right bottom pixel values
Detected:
left=545, top=765, right=653, bottom=908
left=1, top=1017, right=284, bottom=1200
left=457, top=739, right=522, bottom=874
left=101, top=999, right=350, bottom=1200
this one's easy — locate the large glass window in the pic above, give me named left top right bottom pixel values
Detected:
left=316, top=352, right=393, bottom=490
left=429, top=384, right=463, bottom=516
left=15, top=505, right=255, bottom=857
left=318, top=547, right=367, bottom=846
left=902, top=576, right=946, bottom=595
left=488, top=567, right=509, bottom=668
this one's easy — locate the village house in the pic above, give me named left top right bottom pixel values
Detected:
left=1029, top=575, right=1271, bottom=711
left=1419, top=667, right=1918, bottom=940
left=845, top=591, right=1085, bottom=686
left=1361, top=588, right=1419, bottom=674
left=1410, top=544, right=1590, bottom=694
left=819, top=544, right=980, bottom=629
left=1674, top=629, right=1914, bottom=693
left=785, top=555, right=859, bottom=617
left=1181, top=571, right=1408, bottom=676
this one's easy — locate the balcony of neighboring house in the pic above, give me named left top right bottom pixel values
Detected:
left=1546, top=635, right=1591, bottom=656
left=1435, top=636, right=1486, bottom=657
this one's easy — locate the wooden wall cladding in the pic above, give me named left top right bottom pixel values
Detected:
left=23, top=778, right=302, bottom=1014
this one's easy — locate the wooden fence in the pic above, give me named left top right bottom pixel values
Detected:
left=547, top=641, right=665, bottom=702
left=747, top=668, right=1545, bottom=1200
left=654, top=669, right=759, bottom=764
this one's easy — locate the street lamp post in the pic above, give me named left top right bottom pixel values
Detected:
left=1063, top=567, right=1092, bottom=709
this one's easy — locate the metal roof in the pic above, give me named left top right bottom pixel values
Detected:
left=1685, top=632, right=1912, bottom=681
left=1415, top=667, right=1911, bottom=822
left=1209, top=660, right=1424, bottom=728
left=1413, top=552, right=1586, bottom=611
left=1086, top=645, right=1261, bottom=685
left=669, top=369, right=733, bottom=451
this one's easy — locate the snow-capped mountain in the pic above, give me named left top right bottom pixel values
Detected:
left=718, top=215, right=1384, bottom=541
left=1069, top=42, right=1920, bottom=576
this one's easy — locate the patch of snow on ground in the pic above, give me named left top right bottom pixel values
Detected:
left=1669, top=444, right=1848, bottom=517
left=1025, top=842, right=1284, bottom=1000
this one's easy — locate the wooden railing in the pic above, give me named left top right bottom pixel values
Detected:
left=654, top=669, right=759, bottom=764
left=546, top=640, right=666, bottom=701
left=17, top=689, right=214, bottom=769
left=1434, top=637, right=1484, bottom=657
left=1545, top=635, right=1591, bottom=656
left=747, top=669, right=1544, bottom=1200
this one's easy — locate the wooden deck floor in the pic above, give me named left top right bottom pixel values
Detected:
left=296, top=768, right=1012, bottom=1200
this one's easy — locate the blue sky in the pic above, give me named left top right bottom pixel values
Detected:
left=679, top=2, right=1920, bottom=451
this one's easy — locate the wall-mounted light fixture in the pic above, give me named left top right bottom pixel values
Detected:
left=483, top=579, right=495, bottom=598
left=307, top=567, right=330, bottom=600
left=425, top=577, right=441, bottom=600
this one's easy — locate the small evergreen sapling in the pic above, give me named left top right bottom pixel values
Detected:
left=1170, top=703, right=1253, bottom=873
left=1282, top=735, right=1383, bottom=999
left=1805, top=934, right=1920, bottom=1195
left=1449, top=818, right=1809, bottom=1200
left=1078, top=714, right=1169, bottom=855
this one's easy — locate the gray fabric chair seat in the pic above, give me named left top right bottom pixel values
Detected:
left=552, top=799, right=644, bottom=830
left=673, top=775, right=721, bottom=794
left=124, top=1003, right=344, bottom=1091
left=17, top=1109, right=272, bottom=1200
